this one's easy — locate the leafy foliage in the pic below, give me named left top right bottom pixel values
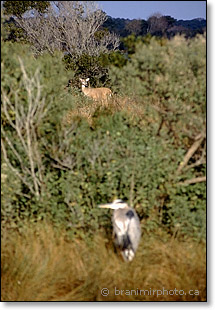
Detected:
left=2, top=1, right=50, bottom=17
left=1, top=33, right=206, bottom=242
left=63, top=51, right=127, bottom=89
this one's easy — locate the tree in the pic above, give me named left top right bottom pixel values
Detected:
left=2, top=1, right=50, bottom=42
left=14, top=1, right=120, bottom=57
left=1, top=57, right=46, bottom=198
left=164, top=15, right=176, bottom=27
left=166, top=25, right=188, bottom=38
left=125, top=19, right=143, bottom=36
left=147, top=13, right=168, bottom=36
left=141, top=19, right=148, bottom=35
left=2, top=1, right=50, bottom=17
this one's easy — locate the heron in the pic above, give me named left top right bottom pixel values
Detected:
left=99, top=199, right=141, bottom=262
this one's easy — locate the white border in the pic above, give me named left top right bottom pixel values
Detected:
left=0, top=0, right=212, bottom=309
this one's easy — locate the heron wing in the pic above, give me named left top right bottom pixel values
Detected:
left=112, top=208, right=141, bottom=252
left=127, top=211, right=141, bottom=252
left=113, top=209, right=130, bottom=235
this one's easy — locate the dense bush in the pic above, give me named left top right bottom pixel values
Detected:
left=1, top=33, right=206, bottom=241
left=109, top=34, right=206, bottom=240
left=63, top=50, right=127, bottom=90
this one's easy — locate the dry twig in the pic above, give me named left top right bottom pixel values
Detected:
left=1, top=58, right=48, bottom=198
left=177, top=133, right=205, bottom=174
left=16, top=1, right=119, bottom=57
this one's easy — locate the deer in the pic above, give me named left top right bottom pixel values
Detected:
left=79, top=78, right=112, bottom=104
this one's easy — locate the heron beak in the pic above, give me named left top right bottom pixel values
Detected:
left=98, top=203, right=112, bottom=209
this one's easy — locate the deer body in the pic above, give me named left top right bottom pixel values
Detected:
left=80, top=78, right=112, bottom=103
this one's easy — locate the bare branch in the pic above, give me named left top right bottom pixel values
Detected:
left=184, top=140, right=206, bottom=171
left=147, top=13, right=168, bottom=35
left=177, top=134, right=205, bottom=174
left=1, top=139, right=35, bottom=195
left=1, top=58, right=47, bottom=198
left=16, top=1, right=120, bottom=57
left=178, top=176, right=206, bottom=186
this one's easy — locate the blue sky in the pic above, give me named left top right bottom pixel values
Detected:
left=98, top=1, right=206, bottom=20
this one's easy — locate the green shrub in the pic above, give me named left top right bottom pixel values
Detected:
left=1, top=35, right=206, bottom=241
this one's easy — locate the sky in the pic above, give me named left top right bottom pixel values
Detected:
left=98, top=1, right=206, bottom=20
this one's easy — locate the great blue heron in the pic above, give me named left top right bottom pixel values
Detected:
left=99, top=199, right=141, bottom=262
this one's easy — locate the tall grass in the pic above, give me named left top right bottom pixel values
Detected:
left=1, top=224, right=206, bottom=301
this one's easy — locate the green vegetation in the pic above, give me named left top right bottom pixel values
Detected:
left=1, top=33, right=206, bottom=239
left=1, top=17, right=206, bottom=300
left=3, top=1, right=50, bottom=17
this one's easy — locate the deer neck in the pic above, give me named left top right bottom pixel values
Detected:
left=81, top=84, right=90, bottom=95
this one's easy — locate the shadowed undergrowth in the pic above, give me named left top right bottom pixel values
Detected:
left=1, top=224, right=206, bottom=301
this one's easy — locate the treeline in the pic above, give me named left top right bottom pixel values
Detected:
left=103, top=15, right=206, bottom=39
left=2, top=1, right=206, bottom=46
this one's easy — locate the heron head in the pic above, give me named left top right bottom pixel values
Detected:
left=99, top=199, right=128, bottom=210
